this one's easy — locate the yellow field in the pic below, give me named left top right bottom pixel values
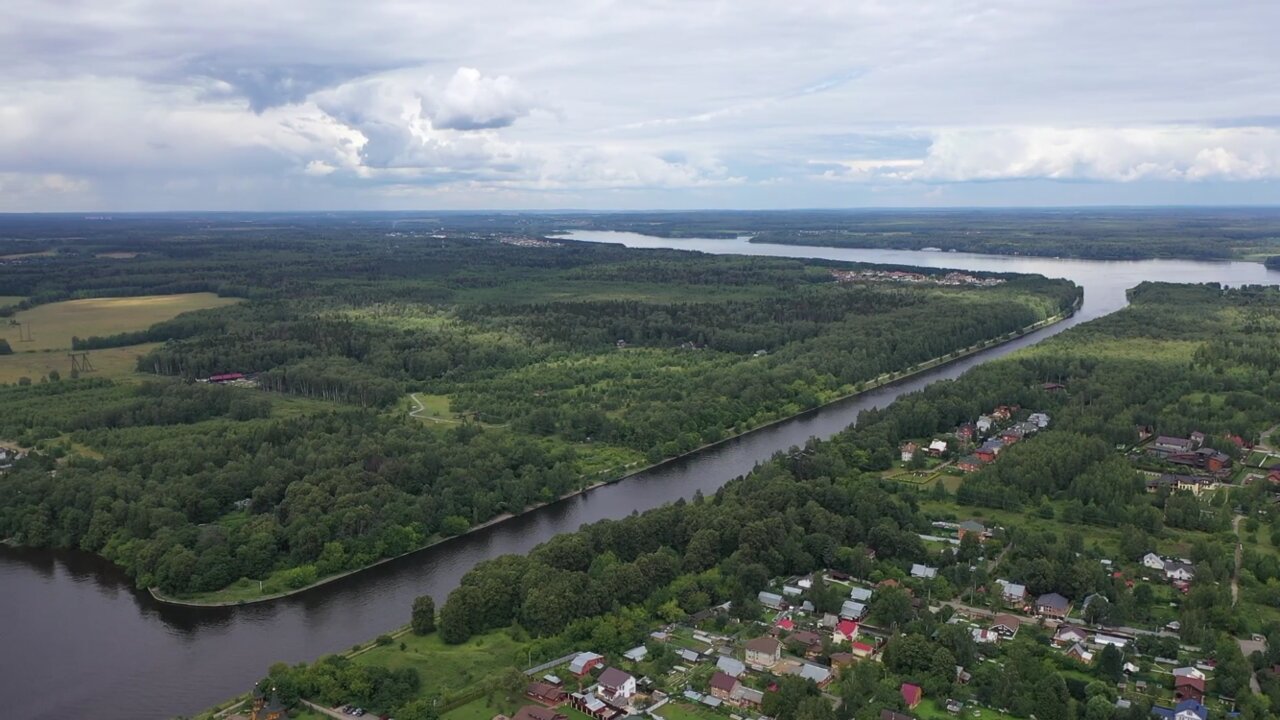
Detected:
left=0, top=343, right=160, bottom=384
left=4, top=293, right=239, bottom=351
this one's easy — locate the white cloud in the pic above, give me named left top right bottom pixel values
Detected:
left=818, top=126, right=1280, bottom=183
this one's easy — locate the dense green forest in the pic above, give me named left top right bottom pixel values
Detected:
left=0, top=220, right=1076, bottom=599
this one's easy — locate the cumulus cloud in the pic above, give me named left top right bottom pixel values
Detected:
left=818, top=126, right=1280, bottom=183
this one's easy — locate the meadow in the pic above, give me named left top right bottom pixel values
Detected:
left=5, top=292, right=239, bottom=352
left=0, top=343, right=160, bottom=384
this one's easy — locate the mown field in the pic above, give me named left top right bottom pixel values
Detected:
left=0, top=343, right=160, bottom=384
left=6, top=292, right=239, bottom=351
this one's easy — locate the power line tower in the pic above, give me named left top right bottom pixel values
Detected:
left=68, top=352, right=94, bottom=374
left=8, top=319, right=32, bottom=342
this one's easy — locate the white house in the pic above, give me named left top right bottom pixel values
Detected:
left=976, top=415, right=993, bottom=433
left=1093, top=633, right=1129, bottom=648
left=928, top=439, right=948, bottom=455
left=1165, top=562, right=1195, bottom=581
left=1172, top=667, right=1207, bottom=681
left=623, top=646, right=648, bottom=662
left=971, top=628, right=999, bottom=644
left=1028, top=412, right=1051, bottom=428
left=998, top=580, right=1027, bottom=604
left=1142, top=553, right=1166, bottom=570
left=597, top=667, right=637, bottom=705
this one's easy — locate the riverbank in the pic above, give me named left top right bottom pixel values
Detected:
left=150, top=302, right=1076, bottom=608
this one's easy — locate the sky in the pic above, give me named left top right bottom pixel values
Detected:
left=2, top=0, right=1279, bottom=211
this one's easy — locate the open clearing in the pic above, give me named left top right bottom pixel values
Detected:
left=0, top=343, right=160, bottom=384
left=4, top=292, right=239, bottom=351
left=0, top=296, right=22, bottom=306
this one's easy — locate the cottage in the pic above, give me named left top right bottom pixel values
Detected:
left=1151, top=699, right=1208, bottom=720
left=910, top=564, right=938, bottom=580
left=782, top=585, right=803, bottom=597
left=900, top=442, right=919, bottom=462
left=971, top=628, right=999, bottom=644
left=623, top=646, right=648, bottom=663
left=526, top=682, right=567, bottom=704
left=1142, top=553, right=1166, bottom=570
left=956, top=456, right=982, bottom=473
left=796, top=663, right=832, bottom=687
left=1093, top=633, right=1129, bottom=649
left=729, top=684, right=764, bottom=709
left=840, top=599, right=867, bottom=620
left=1172, top=667, right=1206, bottom=681
left=1028, top=412, right=1051, bottom=428
left=716, top=656, right=746, bottom=678
left=1053, top=625, right=1088, bottom=645
left=957, top=520, right=986, bottom=542
left=990, top=614, right=1020, bottom=638
left=1064, top=643, right=1094, bottom=663
left=1035, top=592, right=1070, bottom=618
left=850, top=641, right=876, bottom=659
left=569, top=652, right=605, bottom=677
left=1165, top=562, right=1195, bottom=582
left=833, top=619, right=859, bottom=644
left=1174, top=675, right=1206, bottom=703
left=850, top=587, right=873, bottom=602
left=675, top=648, right=701, bottom=664
left=900, top=683, right=923, bottom=709
left=776, top=617, right=796, bottom=632
left=999, top=581, right=1027, bottom=605
left=745, top=637, right=782, bottom=668
left=1150, top=436, right=1196, bottom=456
left=709, top=671, right=739, bottom=701
left=596, top=668, right=635, bottom=706
left=975, top=439, right=1005, bottom=462
left=513, top=707, right=567, bottom=720
left=789, top=630, right=824, bottom=658
left=928, top=439, right=948, bottom=457
left=976, top=415, right=993, bottom=433
left=757, top=591, right=786, bottom=610
left=570, top=693, right=618, bottom=720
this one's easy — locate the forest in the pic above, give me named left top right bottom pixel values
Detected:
left=0, top=218, right=1077, bottom=600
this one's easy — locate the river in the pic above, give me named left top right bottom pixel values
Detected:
left=2, top=233, right=1277, bottom=720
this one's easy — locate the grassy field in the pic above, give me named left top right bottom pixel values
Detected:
left=7, top=292, right=239, bottom=351
left=0, top=342, right=159, bottom=384
left=353, top=630, right=529, bottom=701
left=0, top=296, right=22, bottom=306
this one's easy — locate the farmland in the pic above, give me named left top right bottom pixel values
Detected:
left=3, top=292, right=239, bottom=352
left=0, top=343, right=160, bottom=384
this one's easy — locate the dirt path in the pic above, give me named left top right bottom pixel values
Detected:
left=408, top=393, right=464, bottom=424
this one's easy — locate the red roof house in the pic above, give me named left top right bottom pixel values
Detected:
left=1175, top=675, right=1206, bottom=702
left=777, top=618, right=795, bottom=632
left=901, top=683, right=922, bottom=709
left=834, top=620, right=859, bottom=643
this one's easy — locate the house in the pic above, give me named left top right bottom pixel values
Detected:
left=569, top=652, right=605, bottom=677
left=513, top=707, right=567, bottom=720
left=1143, top=553, right=1167, bottom=570
left=796, top=663, right=833, bottom=687
left=596, top=668, right=636, bottom=706
left=1150, top=436, right=1196, bottom=456
left=928, top=439, right=948, bottom=456
left=709, top=671, right=739, bottom=701
left=1174, top=675, right=1206, bottom=703
left=830, top=652, right=857, bottom=670
left=758, top=591, right=786, bottom=610
left=1028, top=412, right=1051, bottom=427
left=1165, top=561, right=1195, bottom=582
left=840, top=599, right=867, bottom=620
left=880, top=712, right=915, bottom=720
left=1000, top=426, right=1026, bottom=444
left=910, top=564, right=938, bottom=580
left=716, top=656, right=746, bottom=678
left=957, top=423, right=975, bottom=441
left=247, top=694, right=288, bottom=720
left=900, top=683, right=923, bottom=709
left=1065, top=643, right=1094, bottom=663
left=1035, top=592, right=1070, bottom=618
left=623, top=646, right=648, bottom=662
left=999, top=581, right=1027, bottom=605
left=956, top=456, right=982, bottom=473
left=1151, top=699, right=1208, bottom=720
left=971, top=628, right=999, bottom=644
left=1190, top=431, right=1206, bottom=447
left=900, top=442, right=919, bottom=462
left=975, top=438, right=1005, bottom=462
left=851, top=641, right=876, bottom=659
left=789, top=630, right=823, bottom=654
left=526, top=682, right=567, bottom=704
left=569, top=693, right=618, bottom=720
left=1054, top=626, right=1089, bottom=645
left=850, top=586, right=873, bottom=602
left=729, top=684, right=764, bottom=709
left=776, top=617, right=796, bottom=632
left=957, top=520, right=986, bottom=542
left=782, top=585, right=803, bottom=597
left=976, top=415, right=994, bottom=433
left=990, top=614, right=1020, bottom=638
left=1172, top=667, right=1206, bottom=681
left=833, top=619, right=860, bottom=643
left=745, top=637, right=782, bottom=668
